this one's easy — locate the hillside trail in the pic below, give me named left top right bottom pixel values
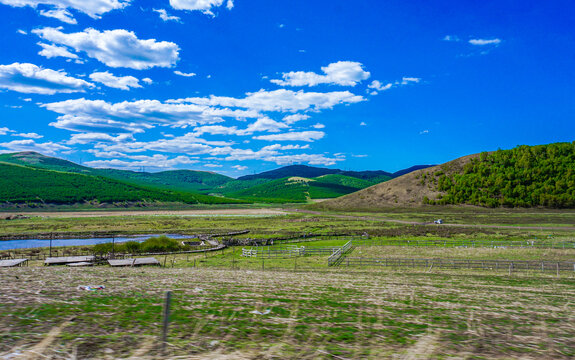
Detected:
left=283, top=209, right=575, bottom=231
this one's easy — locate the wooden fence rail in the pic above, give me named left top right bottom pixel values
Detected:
left=340, top=257, right=575, bottom=273
left=351, top=239, right=575, bottom=249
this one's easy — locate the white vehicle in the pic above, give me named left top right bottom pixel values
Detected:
left=434, top=219, right=443, bottom=224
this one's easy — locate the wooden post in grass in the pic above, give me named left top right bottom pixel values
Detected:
left=163, top=256, right=167, bottom=267
left=557, top=262, right=560, bottom=277
left=161, top=291, right=172, bottom=354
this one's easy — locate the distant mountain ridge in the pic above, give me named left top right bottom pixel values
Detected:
left=0, top=152, right=434, bottom=205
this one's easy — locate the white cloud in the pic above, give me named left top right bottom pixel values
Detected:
left=400, top=77, right=421, bottom=85
left=0, top=0, right=130, bottom=19
left=42, top=98, right=258, bottom=134
left=270, top=61, right=370, bottom=87
left=282, top=114, right=310, bottom=124
left=33, top=27, right=180, bottom=70
left=368, top=80, right=392, bottom=92
left=89, top=71, right=142, bottom=90
left=0, top=127, right=13, bottom=135
left=84, top=154, right=197, bottom=170
left=37, top=42, right=79, bottom=59
left=38, top=8, right=77, bottom=23
left=204, top=163, right=222, bottom=168
left=12, top=132, right=43, bottom=139
left=352, top=154, right=368, bottom=158
left=174, top=89, right=365, bottom=112
left=264, top=153, right=343, bottom=166
left=0, top=139, right=69, bottom=155
left=232, top=164, right=247, bottom=171
left=443, top=35, right=460, bottom=42
left=469, top=38, right=501, bottom=46
left=0, top=62, right=93, bottom=94
left=242, top=117, right=288, bottom=134
left=17, top=29, right=27, bottom=35
left=174, top=70, right=196, bottom=77
left=253, top=131, right=325, bottom=142
left=170, top=0, right=233, bottom=16
left=153, top=8, right=181, bottom=22
left=68, top=132, right=134, bottom=145
left=312, top=123, right=325, bottom=129
left=419, top=129, right=429, bottom=135
left=359, top=122, right=367, bottom=126
left=142, top=77, right=153, bottom=85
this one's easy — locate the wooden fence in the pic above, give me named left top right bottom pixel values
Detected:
left=327, top=241, right=355, bottom=266
left=351, top=238, right=575, bottom=249
left=242, top=245, right=342, bottom=258
left=340, top=257, right=575, bottom=273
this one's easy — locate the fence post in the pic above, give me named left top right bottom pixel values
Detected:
left=161, top=291, right=172, bottom=354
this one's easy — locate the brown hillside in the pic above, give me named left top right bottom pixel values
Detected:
left=315, top=153, right=479, bottom=210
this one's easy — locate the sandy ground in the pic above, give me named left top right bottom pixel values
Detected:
left=0, top=208, right=287, bottom=218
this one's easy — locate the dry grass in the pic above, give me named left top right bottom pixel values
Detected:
left=1, top=266, right=575, bottom=359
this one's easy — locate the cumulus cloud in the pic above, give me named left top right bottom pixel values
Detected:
left=0, top=62, right=93, bottom=94
left=174, top=89, right=365, bottom=112
left=85, top=154, right=197, bottom=170
left=174, top=70, right=196, bottom=77
left=142, top=77, right=153, bottom=85
left=153, top=8, right=180, bottom=22
left=282, top=114, right=310, bottom=124
left=253, top=131, right=325, bottom=142
left=170, top=0, right=233, bottom=16
left=42, top=97, right=259, bottom=134
left=0, top=139, right=69, bottom=155
left=33, top=27, right=180, bottom=70
left=37, top=42, right=79, bottom=59
left=0, top=127, right=13, bottom=135
left=312, top=123, right=325, bottom=129
left=0, top=0, right=130, bottom=21
left=12, top=132, right=43, bottom=139
left=469, top=38, right=501, bottom=46
left=68, top=132, right=134, bottom=145
left=38, top=8, right=76, bottom=23
left=368, top=80, right=392, bottom=92
left=89, top=71, right=142, bottom=90
left=232, top=164, right=247, bottom=171
left=270, top=61, right=370, bottom=87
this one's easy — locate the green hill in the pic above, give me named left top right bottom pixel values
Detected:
left=237, top=164, right=394, bottom=182
left=0, top=152, right=233, bottom=193
left=316, top=142, right=575, bottom=210
left=228, top=175, right=376, bottom=203
left=0, top=162, right=243, bottom=205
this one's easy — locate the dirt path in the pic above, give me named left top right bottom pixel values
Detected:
left=284, top=209, right=575, bottom=231
left=0, top=208, right=286, bottom=218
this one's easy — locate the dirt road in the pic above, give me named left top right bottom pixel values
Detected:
left=0, top=208, right=286, bottom=218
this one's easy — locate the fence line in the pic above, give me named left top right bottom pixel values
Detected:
left=340, top=257, right=575, bottom=273
left=351, top=238, right=575, bottom=249
left=242, top=245, right=342, bottom=258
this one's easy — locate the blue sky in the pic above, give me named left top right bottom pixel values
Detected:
left=0, top=0, right=573, bottom=176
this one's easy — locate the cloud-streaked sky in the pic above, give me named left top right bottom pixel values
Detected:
left=0, top=0, right=573, bottom=176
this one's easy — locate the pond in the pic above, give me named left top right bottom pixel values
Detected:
left=0, top=234, right=191, bottom=251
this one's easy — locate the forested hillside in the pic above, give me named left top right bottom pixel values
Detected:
left=428, top=142, right=575, bottom=208
left=0, top=163, right=243, bottom=205
left=317, top=142, right=575, bottom=210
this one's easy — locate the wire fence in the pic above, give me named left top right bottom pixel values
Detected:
left=351, top=238, right=575, bottom=249
left=339, top=257, right=575, bottom=273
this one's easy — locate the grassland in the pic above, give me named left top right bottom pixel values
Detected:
left=2, top=207, right=575, bottom=358
left=1, top=267, right=575, bottom=359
